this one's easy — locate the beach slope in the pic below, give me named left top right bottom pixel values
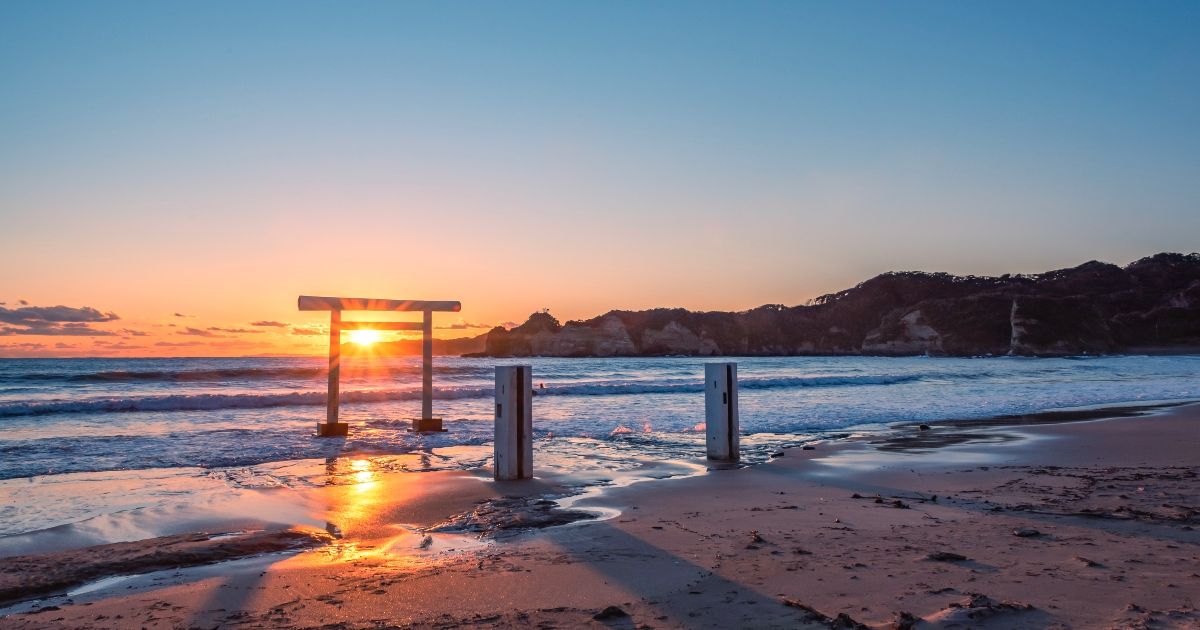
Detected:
left=2, top=405, right=1197, bottom=628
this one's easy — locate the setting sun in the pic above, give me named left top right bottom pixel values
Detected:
left=347, top=329, right=383, bottom=346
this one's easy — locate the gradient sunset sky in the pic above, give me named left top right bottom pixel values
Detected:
left=2, top=1, right=1198, bottom=357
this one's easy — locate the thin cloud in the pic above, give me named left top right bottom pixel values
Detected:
left=121, top=329, right=150, bottom=337
left=436, top=320, right=492, bottom=330
left=179, top=327, right=223, bottom=338
left=98, top=342, right=144, bottom=350
left=207, top=327, right=264, bottom=334
left=0, top=303, right=120, bottom=336
left=0, top=304, right=119, bottom=325
left=0, top=324, right=117, bottom=336
left=290, top=326, right=325, bottom=336
left=155, top=341, right=203, bottom=347
left=93, top=340, right=143, bottom=350
left=208, top=339, right=271, bottom=349
left=250, top=320, right=289, bottom=327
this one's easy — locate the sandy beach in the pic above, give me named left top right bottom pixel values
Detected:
left=0, top=402, right=1195, bottom=629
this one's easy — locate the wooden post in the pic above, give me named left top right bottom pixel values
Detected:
left=318, top=310, right=349, bottom=436
left=422, top=310, right=433, bottom=421
left=704, top=362, right=738, bottom=461
left=410, top=309, right=445, bottom=432
left=494, top=365, right=533, bottom=480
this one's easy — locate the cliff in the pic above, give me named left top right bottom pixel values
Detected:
left=479, top=253, right=1200, bottom=357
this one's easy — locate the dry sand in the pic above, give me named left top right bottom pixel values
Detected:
left=1, top=404, right=1197, bottom=629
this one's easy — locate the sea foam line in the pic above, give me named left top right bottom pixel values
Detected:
left=0, top=365, right=483, bottom=383
left=0, top=373, right=925, bottom=417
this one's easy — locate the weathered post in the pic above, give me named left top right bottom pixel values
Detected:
left=320, top=310, right=348, bottom=436
left=704, top=362, right=739, bottom=461
left=494, top=365, right=533, bottom=480
left=409, top=305, right=444, bottom=433
left=422, top=310, right=433, bottom=422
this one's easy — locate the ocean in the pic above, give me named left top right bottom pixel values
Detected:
left=1, top=355, right=1198, bottom=539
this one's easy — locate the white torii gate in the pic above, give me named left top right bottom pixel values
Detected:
left=298, top=295, right=461, bottom=436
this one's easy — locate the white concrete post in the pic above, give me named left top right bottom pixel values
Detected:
left=494, top=365, right=533, bottom=480
left=704, top=362, right=739, bottom=461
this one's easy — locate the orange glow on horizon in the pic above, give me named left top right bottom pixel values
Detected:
left=347, top=329, right=384, bottom=347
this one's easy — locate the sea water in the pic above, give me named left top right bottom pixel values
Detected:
left=0, top=355, right=1197, bottom=539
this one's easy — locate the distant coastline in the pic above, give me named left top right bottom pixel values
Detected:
left=6, top=252, right=1195, bottom=361
left=479, top=252, right=1200, bottom=358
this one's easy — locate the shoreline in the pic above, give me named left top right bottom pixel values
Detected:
left=1, top=400, right=1197, bottom=626
left=9, top=349, right=1200, bottom=360
left=471, top=349, right=1200, bottom=359
left=3, top=397, right=1191, bottom=556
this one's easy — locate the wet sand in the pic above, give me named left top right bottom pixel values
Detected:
left=1, top=403, right=1197, bottom=628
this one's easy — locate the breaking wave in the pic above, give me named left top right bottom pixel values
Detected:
left=0, top=365, right=485, bottom=383
left=0, top=373, right=923, bottom=417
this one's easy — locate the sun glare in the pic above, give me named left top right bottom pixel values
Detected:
left=347, top=329, right=383, bottom=346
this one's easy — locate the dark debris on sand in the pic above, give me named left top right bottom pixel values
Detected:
left=0, top=529, right=331, bottom=607
left=782, top=598, right=869, bottom=629
left=925, top=593, right=1040, bottom=626
left=426, top=495, right=596, bottom=539
left=925, top=551, right=968, bottom=562
left=592, top=605, right=629, bottom=620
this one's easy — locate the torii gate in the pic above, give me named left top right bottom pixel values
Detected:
left=298, top=295, right=461, bottom=436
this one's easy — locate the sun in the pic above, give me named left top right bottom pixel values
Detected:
left=347, top=329, right=384, bottom=346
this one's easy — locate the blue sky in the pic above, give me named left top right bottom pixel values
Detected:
left=1, top=1, right=1198, bottom=346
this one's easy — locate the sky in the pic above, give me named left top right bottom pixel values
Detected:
left=1, top=1, right=1198, bottom=357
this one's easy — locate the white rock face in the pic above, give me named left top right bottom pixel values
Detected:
left=529, top=315, right=636, bottom=356
left=642, top=321, right=703, bottom=353
left=1008, top=298, right=1073, bottom=355
left=1008, top=299, right=1027, bottom=354
left=1165, top=288, right=1193, bottom=308
left=697, top=337, right=720, bottom=355
left=862, top=309, right=944, bottom=354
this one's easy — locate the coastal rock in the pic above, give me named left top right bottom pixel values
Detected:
left=479, top=253, right=1200, bottom=358
left=533, top=316, right=637, bottom=357
left=641, top=321, right=711, bottom=355
left=1009, top=296, right=1115, bottom=355
left=862, top=309, right=945, bottom=354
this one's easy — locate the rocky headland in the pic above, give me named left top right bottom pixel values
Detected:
left=479, top=252, right=1200, bottom=357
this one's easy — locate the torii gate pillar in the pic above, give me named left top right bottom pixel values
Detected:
left=298, top=296, right=461, bottom=436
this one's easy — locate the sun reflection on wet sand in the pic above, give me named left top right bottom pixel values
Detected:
left=290, top=456, right=499, bottom=567
left=350, top=458, right=375, bottom=485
